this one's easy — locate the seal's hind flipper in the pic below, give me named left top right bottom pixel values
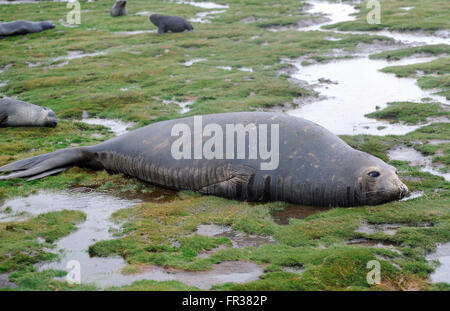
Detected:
left=0, top=147, right=92, bottom=180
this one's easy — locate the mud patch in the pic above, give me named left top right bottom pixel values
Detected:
left=346, top=238, right=400, bottom=253
left=194, top=224, right=276, bottom=248
left=271, top=205, right=330, bottom=225
left=355, top=222, right=432, bottom=236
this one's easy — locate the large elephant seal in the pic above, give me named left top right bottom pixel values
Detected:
left=150, top=14, right=193, bottom=35
left=0, top=112, right=407, bottom=206
left=0, top=21, right=55, bottom=37
left=110, top=0, right=128, bottom=17
left=0, top=97, right=58, bottom=128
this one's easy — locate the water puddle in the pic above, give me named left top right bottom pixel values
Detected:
left=285, top=1, right=449, bottom=135
left=427, top=242, right=450, bottom=284
left=355, top=222, right=432, bottom=236
left=182, top=58, right=206, bottom=66
left=0, top=273, right=16, bottom=289
left=179, top=1, right=229, bottom=9
left=239, top=67, right=253, bottom=72
left=51, top=50, right=107, bottom=67
left=163, top=98, right=195, bottom=114
left=388, top=146, right=449, bottom=182
left=0, top=0, right=37, bottom=4
left=0, top=63, right=12, bottom=74
left=298, top=0, right=449, bottom=45
left=117, top=261, right=263, bottom=290
left=287, top=55, right=448, bottom=135
left=81, top=111, right=136, bottom=136
left=190, top=10, right=226, bottom=24
left=0, top=190, right=264, bottom=289
left=135, top=11, right=152, bottom=16
left=217, top=66, right=232, bottom=71
left=114, top=30, right=156, bottom=35
left=271, top=205, right=330, bottom=225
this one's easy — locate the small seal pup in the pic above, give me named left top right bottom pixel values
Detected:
left=110, top=0, right=128, bottom=17
left=150, top=14, right=193, bottom=35
left=0, top=112, right=408, bottom=206
left=0, top=20, right=55, bottom=37
left=0, top=97, right=58, bottom=128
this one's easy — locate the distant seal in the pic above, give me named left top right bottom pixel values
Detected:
left=0, top=97, right=58, bottom=128
left=0, top=20, right=55, bottom=37
left=150, top=14, right=193, bottom=35
left=110, top=0, right=128, bottom=17
left=0, top=112, right=407, bottom=206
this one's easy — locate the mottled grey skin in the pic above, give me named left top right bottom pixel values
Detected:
left=150, top=14, right=193, bottom=35
left=110, top=0, right=127, bottom=17
left=0, top=112, right=407, bottom=207
left=0, top=97, right=58, bottom=128
left=0, top=20, right=55, bottom=37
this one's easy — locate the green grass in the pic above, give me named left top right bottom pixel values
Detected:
left=365, top=101, right=449, bottom=125
left=370, top=45, right=450, bottom=61
left=0, top=0, right=449, bottom=291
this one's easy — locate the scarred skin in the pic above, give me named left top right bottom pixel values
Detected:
left=150, top=14, right=193, bottom=35
left=110, top=0, right=127, bottom=17
left=0, top=20, right=55, bottom=37
left=0, top=112, right=408, bottom=207
left=0, top=97, right=58, bottom=128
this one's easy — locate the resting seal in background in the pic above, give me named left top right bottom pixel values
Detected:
left=0, top=21, right=55, bottom=37
left=0, top=97, right=58, bottom=128
left=110, top=0, right=128, bottom=17
left=0, top=112, right=408, bottom=207
left=150, top=14, right=193, bottom=35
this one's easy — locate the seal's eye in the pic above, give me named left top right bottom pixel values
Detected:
left=368, top=171, right=380, bottom=178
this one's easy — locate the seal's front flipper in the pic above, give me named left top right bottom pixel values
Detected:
left=157, top=27, right=165, bottom=35
left=0, top=147, right=93, bottom=180
left=198, top=165, right=256, bottom=200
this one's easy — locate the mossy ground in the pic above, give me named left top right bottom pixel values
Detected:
left=0, top=0, right=449, bottom=291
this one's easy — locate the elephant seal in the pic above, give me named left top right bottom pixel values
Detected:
left=0, top=112, right=407, bottom=206
left=110, top=0, right=128, bottom=17
left=0, top=97, right=58, bottom=128
left=0, top=20, right=55, bottom=37
left=150, top=14, right=193, bottom=35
